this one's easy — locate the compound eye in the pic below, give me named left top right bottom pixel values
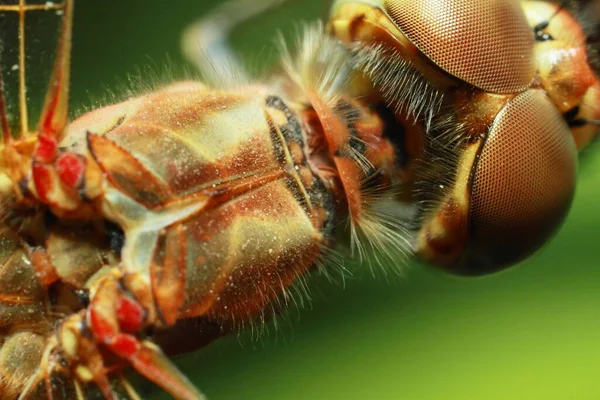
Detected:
left=384, top=0, right=535, bottom=93
left=464, top=90, right=577, bottom=274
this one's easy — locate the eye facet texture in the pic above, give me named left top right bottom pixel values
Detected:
left=466, top=89, right=577, bottom=273
left=384, top=0, right=536, bottom=93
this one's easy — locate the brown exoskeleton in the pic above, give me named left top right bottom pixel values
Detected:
left=0, top=0, right=597, bottom=399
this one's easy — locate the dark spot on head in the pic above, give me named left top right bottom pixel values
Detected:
left=375, top=105, right=409, bottom=168
left=43, top=209, right=58, bottom=230
left=534, top=20, right=554, bottom=41
left=73, top=289, right=90, bottom=307
left=348, top=134, right=367, bottom=155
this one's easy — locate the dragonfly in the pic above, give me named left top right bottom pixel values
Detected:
left=1, top=0, right=599, bottom=399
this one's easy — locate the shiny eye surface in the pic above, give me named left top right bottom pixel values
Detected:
left=328, top=0, right=596, bottom=275
left=383, top=0, right=536, bottom=93
left=461, top=90, right=578, bottom=274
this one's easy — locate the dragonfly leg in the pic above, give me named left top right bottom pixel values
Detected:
left=25, top=134, right=104, bottom=217
left=84, top=270, right=206, bottom=400
left=180, top=0, right=290, bottom=87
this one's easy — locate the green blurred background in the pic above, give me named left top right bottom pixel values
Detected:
left=65, top=1, right=600, bottom=399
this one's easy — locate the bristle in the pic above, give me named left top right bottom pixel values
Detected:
left=345, top=172, right=416, bottom=276
left=314, top=246, right=350, bottom=285
left=348, top=197, right=415, bottom=277
left=351, top=43, right=444, bottom=131
left=230, top=241, right=349, bottom=340
left=73, top=60, right=203, bottom=118
left=278, top=22, right=354, bottom=106
left=345, top=138, right=375, bottom=174
left=278, top=25, right=423, bottom=276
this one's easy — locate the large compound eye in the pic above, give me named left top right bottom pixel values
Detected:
left=384, top=0, right=536, bottom=93
left=462, top=90, right=577, bottom=274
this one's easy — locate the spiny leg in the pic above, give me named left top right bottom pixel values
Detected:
left=38, top=0, right=73, bottom=140
left=18, top=0, right=98, bottom=212
left=0, top=1, right=65, bottom=139
left=180, top=0, right=290, bottom=87
left=64, top=271, right=206, bottom=400
left=0, top=1, right=77, bottom=211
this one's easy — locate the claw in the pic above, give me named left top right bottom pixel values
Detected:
left=129, top=341, right=206, bottom=400
left=87, top=273, right=205, bottom=400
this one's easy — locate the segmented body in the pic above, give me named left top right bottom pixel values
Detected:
left=63, top=82, right=335, bottom=325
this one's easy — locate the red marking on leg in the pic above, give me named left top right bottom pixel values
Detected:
left=89, top=306, right=118, bottom=344
left=42, top=94, right=58, bottom=137
left=32, top=163, right=54, bottom=204
left=34, top=135, right=58, bottom=162
left=111, top=334, right=140, bottom=358
left=56, top=153, right=84, bottom=188
left=116, top=295, right=145, bottom=333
